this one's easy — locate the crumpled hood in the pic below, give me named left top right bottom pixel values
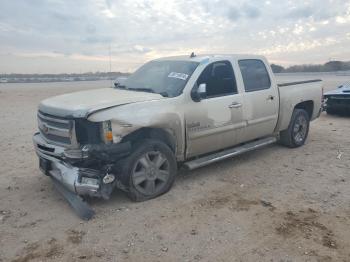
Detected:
left=39, top=88, right=164, bottom=118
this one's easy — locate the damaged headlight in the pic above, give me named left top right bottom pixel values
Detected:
left=101, top=121, right=113, bottom=144
left=64, top=148, right=89, bottom=159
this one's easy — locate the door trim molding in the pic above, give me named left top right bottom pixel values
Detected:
left=247, top=114, right=278, bottom=125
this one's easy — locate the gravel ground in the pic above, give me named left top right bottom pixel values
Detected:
left=0, top=76, right=349, bottom=262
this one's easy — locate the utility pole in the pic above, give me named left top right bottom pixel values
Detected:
left=109, top=44, right=112, bottom=87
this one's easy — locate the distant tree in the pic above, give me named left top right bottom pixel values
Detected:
left=281, top=61, right=350, bottom=73
left=271, top=64, right=285, bottom=73
left=285, top=64, right=326, bottom=73
left=324, top=61, right=344, bottom=71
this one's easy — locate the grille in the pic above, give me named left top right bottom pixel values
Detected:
left=37, top=111, right=77, bottom=147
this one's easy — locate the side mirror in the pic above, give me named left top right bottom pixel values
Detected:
left=191, top=83, right=207, bottom=102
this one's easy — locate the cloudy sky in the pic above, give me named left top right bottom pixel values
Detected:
left=1, top=0, right=350, bottom=73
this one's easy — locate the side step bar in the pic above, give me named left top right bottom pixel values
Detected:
left=184, top=136, right=277, bottom=170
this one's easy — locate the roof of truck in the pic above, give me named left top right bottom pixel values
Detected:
left=155, top=54, right=266, bottom=63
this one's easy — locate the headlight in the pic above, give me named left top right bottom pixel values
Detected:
left=101, top=121, right=113, bottom=144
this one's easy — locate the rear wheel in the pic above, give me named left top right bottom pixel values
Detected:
left=119, top=139, right=177, bottom=202
left=279, top=109, right=310, bottom=148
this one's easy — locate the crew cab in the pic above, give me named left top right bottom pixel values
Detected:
left=33, top=54, right=323, bottom=219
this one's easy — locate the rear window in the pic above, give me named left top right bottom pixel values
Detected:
left=238, top=59, right=271, bottom=92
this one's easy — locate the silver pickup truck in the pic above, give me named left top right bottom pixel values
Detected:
left=33, top=54, right=323, bottom=218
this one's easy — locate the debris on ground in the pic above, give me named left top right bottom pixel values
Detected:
left=191, top=229, right=198, bottom=235
left=66, top=230, right=86, bottom=244
left=336, top=149, right=343, bottom=160
left=260, top=199, right=273, bottom=207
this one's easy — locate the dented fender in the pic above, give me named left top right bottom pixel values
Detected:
left=87, top=98, right=186, bottom=161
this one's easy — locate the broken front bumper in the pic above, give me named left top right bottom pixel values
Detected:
left=33, top=132, right=131, bottom=219
left=33, top=132, right=102, bottom=198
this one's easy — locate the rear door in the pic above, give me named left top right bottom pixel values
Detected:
left=237, top=59, right=279, bottom=142
left=185, top=60, right=246, bottom=158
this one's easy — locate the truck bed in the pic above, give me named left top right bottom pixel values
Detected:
left=274, top=79, right=323, bottom=132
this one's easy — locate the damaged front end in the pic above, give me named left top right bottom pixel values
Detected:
left=33, top=127, right=131, bottom=219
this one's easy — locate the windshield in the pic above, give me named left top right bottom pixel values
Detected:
left=117, top=60, right=199, bottom=97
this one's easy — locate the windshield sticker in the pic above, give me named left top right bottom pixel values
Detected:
left=168, top=72, right=189, bottom=81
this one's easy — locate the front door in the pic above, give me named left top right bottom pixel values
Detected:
left=185, top=60, right=246, bottom=158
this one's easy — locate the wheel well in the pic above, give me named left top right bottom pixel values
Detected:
left=121, top=128, right=176, bottom=153
left=295, top=101, right=314, bottom=119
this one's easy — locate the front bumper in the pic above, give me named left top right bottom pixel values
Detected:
left=327, top=103, right=350, bottom=112
left=325, top=96, right=350, bottom=112
left=33, top=132, right=104, bottom=198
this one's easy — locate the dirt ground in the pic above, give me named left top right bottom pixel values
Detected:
left=0, top=76, right=349, bottom=262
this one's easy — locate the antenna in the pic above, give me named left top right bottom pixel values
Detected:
left=190, top=52, right=196, bottom=58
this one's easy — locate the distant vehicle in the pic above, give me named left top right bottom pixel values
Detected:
left=0, top=78, right=8, bottom=83
left=33, top=54, right=323, bottom=219
left=114, top=76, right=128, bottom=87
left=324, top=83, right=350, bottom=115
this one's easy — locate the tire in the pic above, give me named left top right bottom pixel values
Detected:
left=118, top=139, right=177, bottom=202
left=279, top=109, right=310, bottom=148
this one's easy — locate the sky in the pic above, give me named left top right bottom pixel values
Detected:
left=0, top=0, right=350, bottom=74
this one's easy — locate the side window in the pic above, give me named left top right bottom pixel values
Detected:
left=238, top=59, right=271, bottom=92
left=197, top=61, right=237, bottom=98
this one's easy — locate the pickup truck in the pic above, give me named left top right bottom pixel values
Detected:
left=33, top=54, right=323, bottom=219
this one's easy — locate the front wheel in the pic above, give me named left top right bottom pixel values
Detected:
left=279, top=109, right=310, bottom=148
left=119, top=139, right=177, bottom=202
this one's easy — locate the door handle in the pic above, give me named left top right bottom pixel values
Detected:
left=229, top=102, right=242, bottom=109
left=267, top=95, right=275, bottom=101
